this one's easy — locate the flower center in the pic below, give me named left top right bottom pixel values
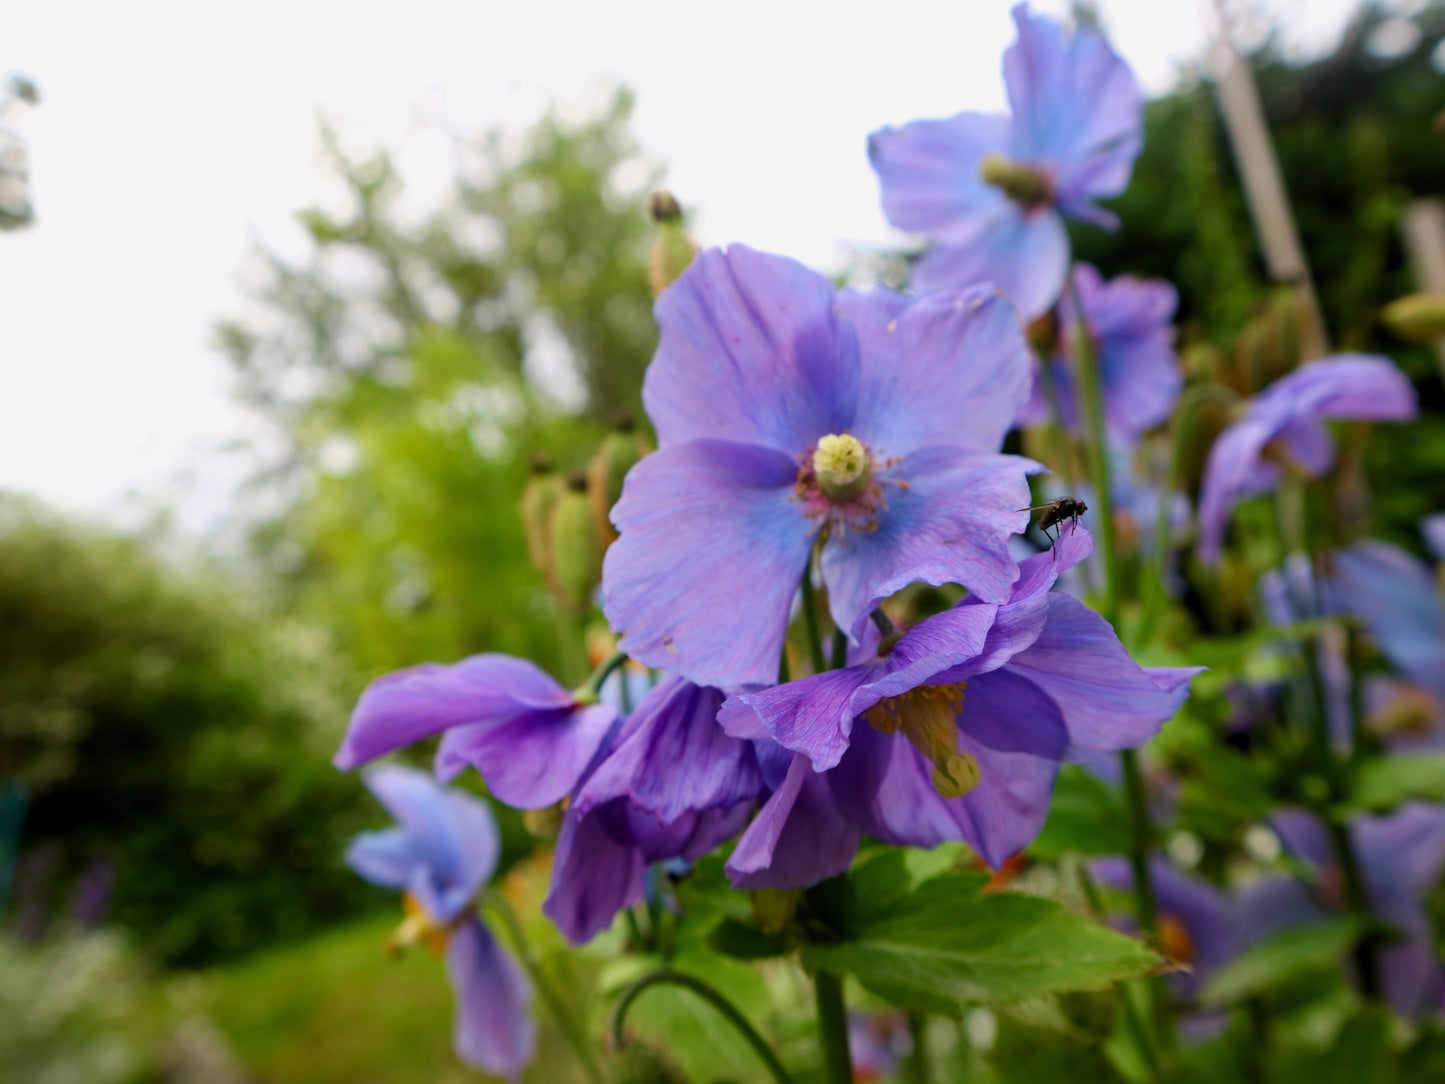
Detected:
left=1156, top=912, right=1196, bottom=965
left=387, top=892, right=455, bottom=957
left=812, top=433, right=872, bottom=503
left=864, top=682, right=980, bottom=799
left=978, top=152, right=1051, bottom=209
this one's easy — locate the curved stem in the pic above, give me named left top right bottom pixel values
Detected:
left=485, top=894, right=604, bottom=1084
left=577, top=649, right=628, bottom=702
left=813, top=968, right=853, bottom=1084
left=610, top=968, right=795, bottom=1084
left=1068, top=272, right=1119, bottom=627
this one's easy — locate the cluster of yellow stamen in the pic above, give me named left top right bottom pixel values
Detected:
left=386, top=892, right=455, bottom=957
left=864, top=682, right=981, bottom=799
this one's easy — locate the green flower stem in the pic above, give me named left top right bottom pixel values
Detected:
left=800, top=562, right=829, bottom=675
left=812, top=968, right=853, bottom=1084
left=610, top=968, right=795, bottom=1084
left=904, top=1013, right=931, bottom=1084
left=831, top=628, right=849, bottom=671
left=1135, top=383, right=1241, bottom=649
left=1327, top=818, right=1382, bottom=1002
left=1068, top=272, right=1119, bottom=627
left=577, top=649, right=628, bottom=702
left=485, top=893, right=605, bottom=1084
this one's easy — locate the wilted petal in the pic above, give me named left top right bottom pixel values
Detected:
left=644, top=244, right=860, bottom=452
left=434, top=702, right=616, bottom=810
left=446, top=917, right=536, bottom=1078
left=821, top=449, right=1038, bottom=636
left=842, top=284, right=1032, bottom=457
left=334, top=654, right=572, bottom=770
left=602, top=439, right=814, bottom=689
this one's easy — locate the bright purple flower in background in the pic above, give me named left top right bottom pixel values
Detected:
left=603, top=244, right=1039, bottom=690
left=333, top=654, right=616, bottom=810
left=719, top=528, right=1202, bottom=887
left=1016, top=263, right=1180, bottom=442
left=868, top=4, right=1142, bottom=318
left=1237, top=804, right=1445, bottom=1017
left=346, top=765, right=535, bottom=1077
left=1424, top=514, right=1445, bottom=561
left=543, top=676, right=762, bottom=943
left=1092, top=856, right=1239, bottom=1000
left=1196, top=356, right=1417, bottom=565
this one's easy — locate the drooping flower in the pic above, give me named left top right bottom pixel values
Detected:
left=333, top=654, right=617, bottom=809
left=543, top=676, right=763, bottom=943
left=1092, top=856, right=1240, bottom=1000
left=868, top=4, right=1142, bottom=318
left=1016, top=263, right=1180, bottom=442
left=346, top=765, right=535, bottom=1077
left=1196, top=356, right=1417, bottom=565
left=603, top=243, right=1039, bottom=690
left=719, top=528, right=1202, bottom=887
left=1237, top=804, right=1445, bottom=1017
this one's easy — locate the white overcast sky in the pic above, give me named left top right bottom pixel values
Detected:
left=0, top=0, right=1372, bottom=533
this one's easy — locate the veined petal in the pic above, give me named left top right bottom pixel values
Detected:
left=821, top=449, right=1038, bottom=638
left=1003, top=3, right=1141, bottom=211
left=603, top=439, right=815, bottom=689
left=446, top=917, right=536, bottom=1078
left=334, top=654, right=572, bottom=770
left=867, top=112, right=1012, bottom=243
left=841, top=284, right=1032, bottom=457
left=577, top=676, right=763, bottom=823
left=542, top=803, right=648, bottom=945
left=911, top=207, right=1070, bottom=319
left=719, top=664, right=879, bottom=771
left=1002, top=593, right=1202, bottom=755
left=726, top=753, right=861, bottom=890
left=433, top=703, right=616, bottom=810
left=644, top=245, right=860, bottom=452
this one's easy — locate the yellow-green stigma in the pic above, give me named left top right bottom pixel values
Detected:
left=812, top=433, right=871, bottom=503
left=864, top=682, right=981, bottom=799
left=978, top=152, right=1050, bottom=207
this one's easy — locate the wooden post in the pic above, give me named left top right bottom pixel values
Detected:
left=1208, top=3, right=1330, bottom=358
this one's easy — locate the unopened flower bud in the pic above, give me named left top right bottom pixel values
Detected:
left=812, top=433, right=871, bottom=503
left=1383, top=292, right=1445, bottom=343
left=648, top=191, right=696, bottom=297
left=589, top=413, right=651, bottom=550
left=978, top=152, right=1050, bottom=208
left=520, top=454, right=562, bottom=585
left=549, top=473, right=602, bottom=615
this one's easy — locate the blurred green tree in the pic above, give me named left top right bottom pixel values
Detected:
left=0, top=495, right=374, bottom=965
left=217, top=88, right=659, bottom=679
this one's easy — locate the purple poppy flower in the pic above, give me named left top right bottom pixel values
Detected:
left=334, top=653, right=617, bottom=810
left=1196, top=356, right=1417, bottom=565
left=602, top=244, right=1039, bottom=690
left=543, top=677, right=762, bottom=942
left=1325, top=539, right=1445, bottom=706
left=868, top=4, right=1142, bottom=318
left=720, top=528, right=1202, bottom=886
left=1016, top=263, right=1180, bottom=441
left=1238, top=804, right=1445, bottom=1017
left=1092, top=856, right=1239, bottom=1000
left=346, top=765, right=535, bottom=1077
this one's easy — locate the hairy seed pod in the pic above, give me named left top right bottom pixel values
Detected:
left=549, top=473, right=601, bottom=615
left=589, top=414, right=651, bottom=550
left=520, top=455, right=562, bottom=586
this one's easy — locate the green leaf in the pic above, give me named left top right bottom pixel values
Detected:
left=1350, top=754, right=1445, bottom=811
left=1200, top=916, right=1366, bottom=1006
left=1030, top=766, right=1131, bottom=859
left=1273, top=1006, right=1397, bottom=1084
left=705, top=919, right=788, bottom=961
left=803, top=874, right=1158, bottom=1014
